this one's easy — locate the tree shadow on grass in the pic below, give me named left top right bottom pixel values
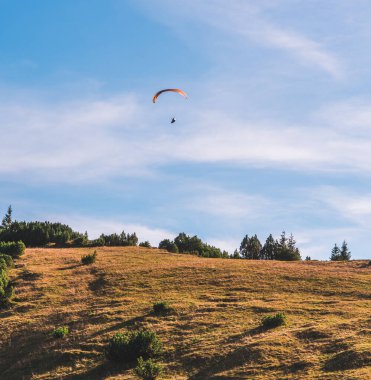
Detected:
left=88, top=313, right=151, bottom=339
left=64, top=361, right=133, bottom=380
left=187, top=344, right=262, bottom=380
left=186, top=322, right=289, bottom=380
left=58, top=263, right=83, bottom=271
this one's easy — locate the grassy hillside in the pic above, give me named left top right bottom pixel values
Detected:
left=0, top=247, right=370, bottom=379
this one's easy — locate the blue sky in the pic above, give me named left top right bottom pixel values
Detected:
left=1, top=0, right=371, bottom=259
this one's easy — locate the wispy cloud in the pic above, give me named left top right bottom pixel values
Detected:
left=2, top=89, right=371, bottom=182
left=136, top=0, right=344, bottom=78
left=315, top=186, right=371, bottom=228
left=187, top=185, right=271, bottom=219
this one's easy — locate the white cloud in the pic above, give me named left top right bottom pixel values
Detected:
left=135, top=0, right=343, bottom=78
left=188, top=185, right=271, bottom=219
left=317, top=100, right=371, bottom=132
left=2, top=90, right=371, bottom=182
left=315, top=187, right=371, bottom=228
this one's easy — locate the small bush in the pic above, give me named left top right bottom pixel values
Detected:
left=158, top=239, right=178, bottom=253
left=0, top=285, right=13, bottom=304
left=106, top=330, right=162, bottom=363
left=139, top=241, right=151, bottom=248
left=134, top=357, right=162, bottom=380
left=52, top=326, right=69, bottom=338
left=72, top=235, right=89, bottom=247
left=261, top=312, right=287, bottom=329
left=0, top=241, right=25, bottom=258
left=81, top=251, right=97, bottom=265
left=0, top=269, right=9, bottom=289
left=153, top=301, right=172, bottom=315
left=0, top=254, right=14, bottom=268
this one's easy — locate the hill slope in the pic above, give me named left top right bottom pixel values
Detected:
left=0, top=247, right=370, bottom=379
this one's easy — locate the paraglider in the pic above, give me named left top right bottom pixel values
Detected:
left=153, top=88, right=187, bottom=124
left=152, top=88, right=188, bottom=103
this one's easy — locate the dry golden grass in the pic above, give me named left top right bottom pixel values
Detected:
left=0, top=247, right=370, bottom=379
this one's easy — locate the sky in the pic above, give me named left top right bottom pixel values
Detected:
left=1, top=0, right=371, bottom=259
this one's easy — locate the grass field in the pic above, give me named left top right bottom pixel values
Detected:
left=0, top=247, right=370, bottom=379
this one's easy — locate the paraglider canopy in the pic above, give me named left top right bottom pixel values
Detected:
left=152, top=88, right=188, bottom=103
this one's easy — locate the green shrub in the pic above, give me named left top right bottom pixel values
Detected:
left=153, top=301, right=172, bottom=315
left=0, top=254, right=13, bottom=268
left=0, top=269, right=9, bottom=289
left=0, top=258, right=7, bottom=271
left=90, top=237, right=105, bottom=247
left=134, top=357, right=162, bottom=380
left=158, top=239, right=178, bottom=253
left=0, top=241, right=25, bottom=258
left=106, top=330, right=162, bottom=363
left=261, top=312, right=287, bottom=329
left=73, top=235, right=89, bottom=247
left=2, top=285, right=14, bottom=301
left=0, top=254, right=13, bottom=306
left=52, top=326, right=69, bottom=338
left=81, top=251, right=97, bottom=265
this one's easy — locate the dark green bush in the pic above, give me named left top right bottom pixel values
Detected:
left=0, top=241, right=25, bottom=258
left=139, top=241, right=151, bottom=248
left=134, top=357, right=162, bottom=380
left=158, top=239, right=178, bottom=253
left=0, top=254, right=14, bottom=268
left=106, top=330, right=162, bottom=363
left=90, top=237, right=105, bottom=247
left=153, top=301, right=172, bottom=315
left=0, top=269, right=9, bottom=289
left=0, top=258, right=7, bottom=271
left=52, top=326, right=69, bottom=338
left=261, top=312, right=287, bottom=328
left=0, top=254, right=13, bottom=306
left=2, top=285, right=14, bottom=301
left=81, top=251, right=97, bottom=265
left=72, top=235, right=89, bottom=247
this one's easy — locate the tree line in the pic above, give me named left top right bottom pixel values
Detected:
left=0, top=205, right=352, bottom=261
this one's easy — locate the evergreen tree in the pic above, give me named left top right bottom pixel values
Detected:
left=1, top=205, right=12, bottom=229
left=279, top=231, right=287, bottom=247
left=340, top=241, right=351, bottom=261
left=261, top=234, right=276, bottom=260
left=330, top=243, right=341, bottom=261
left=275, top=231, right=301, bottom=261
left=231, top=249, right=240, bottom=259
left=239, top=234, right=262, bottom=259
left=287, top=233, right=296, bottom=250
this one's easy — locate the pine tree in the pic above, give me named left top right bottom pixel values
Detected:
left=287, top=233, right=296, bottom=250
left=239, top=234, right=262, bottom=259
left=239, top=235, right=250, bottom=259
left=1, top=205, right=12, bottom=229
left=330, top=243, right=341, bottom=261
left=279, top=231, right=287, bottom=247
left=340, top=241, right=351, bottom=261
left=261, top=234, right=276, bottom=260
left=232, top=249, right=240, bottom=259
